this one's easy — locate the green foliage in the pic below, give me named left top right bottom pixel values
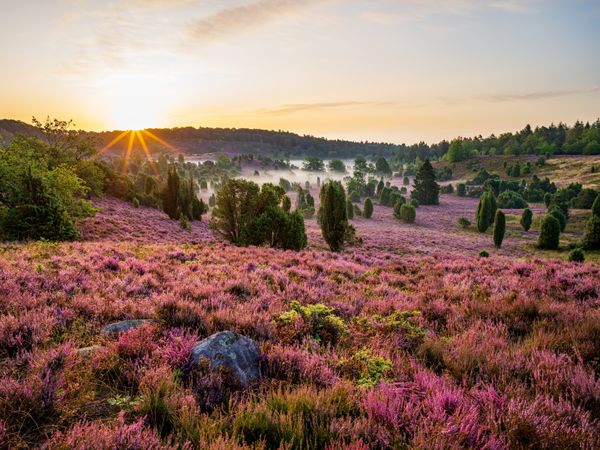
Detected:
left=458, top=217, right=471, bottom=228
left=328, top=159, right=346, bottom=173
left=403, top=176, right=410, bottom=186
left=208, top=193, right=216, bottom=207
left=493, top=210, right=506, bottom=248
left=476, top=191, right=496, bottom=233
left=132, top=197, right=140, bottom=208
left=394, top=203, right=416, bottom=223
left=161, top=166, right=180, bottom=220
left=548, top=206, right=567, bottom=232
left=282, top=195, right=291, bottom=213
left=520, top=208, right=533, bottom=231
left=348, top=190, right=360, bottom=203
left=363, top=198, right=373, bottom=219
left=582, top=215, right=600, bottom=250
left=479, top=250, right=489, bottom=257
left=440, top=184, right=454, bottom=194
left=179, top=212, right=190, bottom=229
left=277, top=300, right=348, bottom=345
left=375, top=157, right=391, bottom=174
left=339, top=350, right=392, bottom=387
left=318, top=180, right=348, bottom=252
left=279, top=178, right=292, bottom=192
left=538, top=215, right=560, bottom=250
left=446, top=140, right=467, bottom=162
left=592, top=194, right=600, bottom=218
left=346, top=199, right=354, bottom=220
left=497, top=191, right=528, bottom=209
left=411, top=159, right=439, bottom=205
left=303, top=157, right=325, bottom=172
left=571, top=189, right=598, bottom=209
left=296, top=188, right=315, bottom=219
left=410, top=198, right=420, bottom=208
left=568, top=248, right=585, bottom=263
left=376, top=179, right=385, bottom=197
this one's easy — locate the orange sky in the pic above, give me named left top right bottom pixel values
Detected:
left=1, top=0, right=599, bottom=144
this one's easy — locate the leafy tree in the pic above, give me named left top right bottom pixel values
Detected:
left=538, top=215, right=560, bottom=250
left=411, top=160, right=439, bottom=205
left=318, top=180, right=348, bottom=252
left=446, top=140, right=466, bottom=162
left=210, top=179, right=260, bottom=243
left=493, top=210, right=506, bottom=248
left=328, top=159, right=346, bottom=173
left=302, top=157, right=325, bottom=172
left=520, top=208, right=533, bottom=231
left=363, top=198, right=373, bottom=219
left=582, top=215, right=600, bottom=250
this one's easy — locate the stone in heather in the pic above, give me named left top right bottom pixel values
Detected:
left=76, top=345, right=104, bottom=358
left=190, top=331, right=260, bottom=387
left=101, top=319, right=156, bottom=336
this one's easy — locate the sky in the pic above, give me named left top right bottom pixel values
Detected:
left=0, top=0, right=599, bottom=144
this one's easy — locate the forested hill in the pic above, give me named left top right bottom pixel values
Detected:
left=2, top=118, right=599, bottom=160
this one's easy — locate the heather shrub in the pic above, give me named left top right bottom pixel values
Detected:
left=538, top=215, right=560, bottom=250
left=520, top=208, right=533, bottom=231
left=548, top=206, right=567, bottom=232
left=493, top=210, right=506, bottom=248
left=582, top=215, right=600, bottom=250
left=568, top=248, right=585, bottom=262
left=276, top=301, right=348, bottom=345
left=363, top=198, right=373, bottom=218
left=155, top=297, right=209, bottom=334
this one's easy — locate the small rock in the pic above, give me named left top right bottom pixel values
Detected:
left=76, top=345, right=104, bottom=358
left=101, top=319, right=156, bottom=336
left=190, top=331, right=260, bottom=387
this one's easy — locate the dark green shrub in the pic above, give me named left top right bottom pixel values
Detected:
left=538, top=215, right=560, bottom=250
left=132, top=197, right=140, bottom=208
left=571, top=189, right=598, bottom=209
left=403, top=176, right=410, bottom=186
left=410, top=198, right=420, bottom=208
left=411, top=159, right=439, bottom=205
left=161, top=166, right=180, bottom=220
left=346, top=199, right=354, bottom=220
left=548, top=206, right=567, bottom=232
left=395, top=203, right=416, bottom=223
left=544, top=192, right=552, bottom=207
left=520, top=208, right=533, bottom=231
left=363, top=198, right=373, bottom=219
left=318, top=180, right=348, bottom=252
left=479, top=250, right=489, bottom=257
left=493, top=210, right=506, bottom=248
left=568, top=248, right=585, bottom=262
left=476, top=191, right=496, bottom=232
left=456, top=183, right=466, bottom=197
left=593, top=194, right=600, bottom=218
left=348, top=190, right=360, bottom=203
left=458, top=217, right=471, bottom=228
left=582, top=215, right=600, bottom=250
left=497, top=191, right=528, bottom=209
left=282, top=195, right=291, bottom=212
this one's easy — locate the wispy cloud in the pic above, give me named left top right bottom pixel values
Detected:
left=254, top=100, right=423, bottom=115
left=188, top=0, right=329, bottom=42
left=480, top=86, right=600, bottom=102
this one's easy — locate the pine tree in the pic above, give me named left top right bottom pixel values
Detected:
left=162, top=166, right=180, bottom=220
left=318, top=180, right=348, bottom=252
left=493, top=210, right=506, bottom=248
left=411, top=159, right=439, bottom=205
left=476, top=191, right=495, bottom=232
left=364, top=198, right=373, bottom=219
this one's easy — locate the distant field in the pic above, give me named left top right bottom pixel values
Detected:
left=434, top=155, right=600, bottom=188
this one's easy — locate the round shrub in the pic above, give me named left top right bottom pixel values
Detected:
left=520, top=208, right=533, bottom=231
left=479, top=250, right=489, bottom=257
left=458, top=217, right=471, bottom=228
left=538, top=215, right=560, bottom=250
left=497, top=191, right=528, bottom=209
left=548, top=206, right=567, bottom=232
left=397, top=204, right=416, bottom=223
left=568, top=248, right=585, bottom=263
left=363, top=198, right=373, bottom=219
left=582, top=215, right=600, bottom=250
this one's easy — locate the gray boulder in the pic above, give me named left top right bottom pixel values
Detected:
left=76, top=345, right=104, bottom=358
left=101, top=319, right=156, bottom=336
left=190, top=331, right=260, bottom=387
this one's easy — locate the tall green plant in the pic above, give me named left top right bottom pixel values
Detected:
left=318, top=180, right=348, bottom=252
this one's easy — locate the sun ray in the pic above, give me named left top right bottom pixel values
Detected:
left=136, top=130, right=159, bottom=175
left=122, top=130, right=136, bottom=173
left=142, top=129, right=178, bottom=153
left=93, top=130, right=129, bottom=159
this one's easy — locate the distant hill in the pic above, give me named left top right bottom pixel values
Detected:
left=0, top=119, right=407, bottom=159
